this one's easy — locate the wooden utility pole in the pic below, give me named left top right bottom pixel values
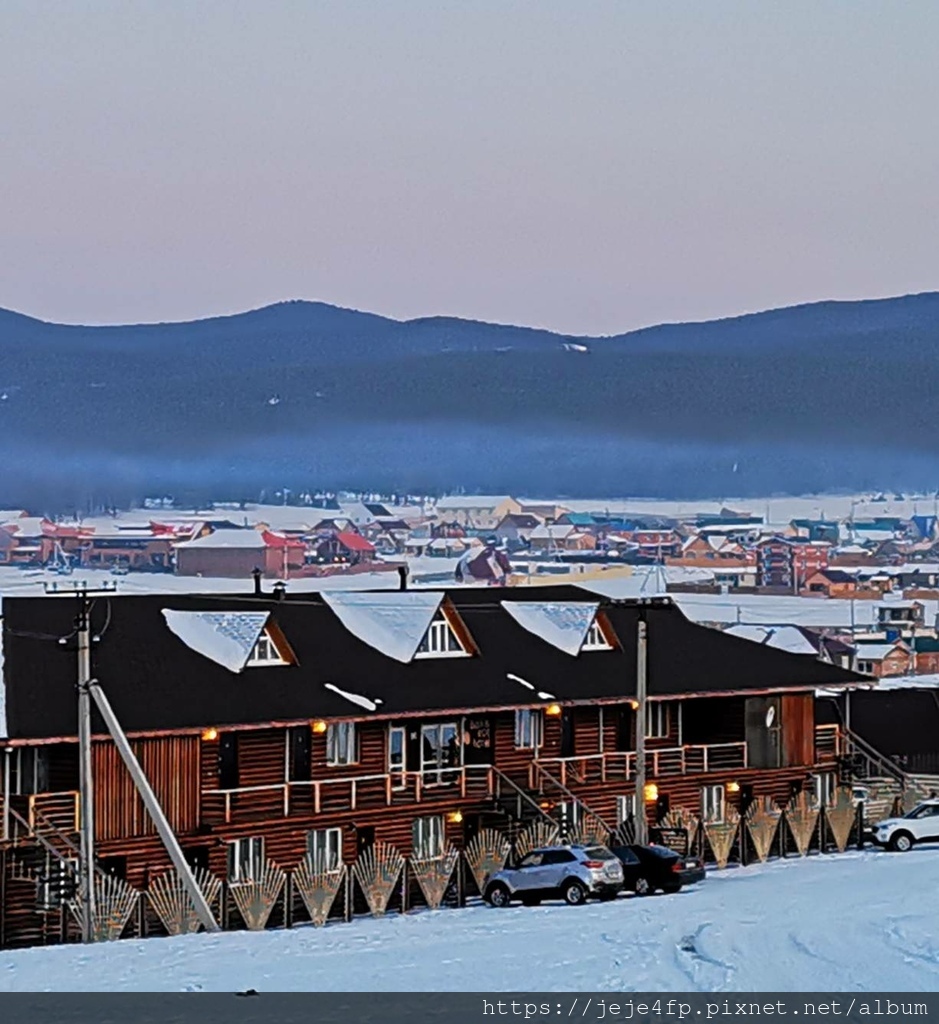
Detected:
left=634, top=609, right=649, bottom=846
left=76, top=589, right=97, bottom=943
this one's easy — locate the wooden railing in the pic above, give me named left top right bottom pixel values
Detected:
left=815, top=723, right=842, bottom=763
left=535, top=741, right=749, bottom=787
left=202, top=764, right=497, bottom=825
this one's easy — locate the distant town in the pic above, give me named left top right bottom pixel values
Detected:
left=4, top=489, right=939, bottom=685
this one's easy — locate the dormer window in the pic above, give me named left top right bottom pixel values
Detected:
left=247, top=630, right=288, bottom=667
left=415, top=609, right=470, bottom=659
left=581, top=615, right=614, bottom=652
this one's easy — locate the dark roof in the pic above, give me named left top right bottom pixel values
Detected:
left=0, top=586, right=864, bottom=741
left=497, top=514, right=542, bottom=528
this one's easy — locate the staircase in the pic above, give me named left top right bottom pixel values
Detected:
left=528, top=762, right=615, bottom=841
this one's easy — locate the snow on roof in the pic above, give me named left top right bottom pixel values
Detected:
left=724, top=624, right=818, bottom=656
left=435, top=495, right=514, bottom=510
left=173, top=529, right=266, bottom=550
left=530, top=525, right=576, bottom=540
left=854, top=643, right=906, bottom=662
left=162, top=610, right=270, bottom=673
left=323, top=682, right=383, bottom=712
left=872, top=673, right=939, bottom=691
left=501, top=601, right=600, bottom=656
left=321, top=591, right=444, bottom=663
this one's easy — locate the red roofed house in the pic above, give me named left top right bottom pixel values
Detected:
left=308, top=530, right=377, bottom=567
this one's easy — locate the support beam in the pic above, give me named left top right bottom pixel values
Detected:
left=77, top=606, right=96, bottom=942
left=87, top=681, right=219, bottom=933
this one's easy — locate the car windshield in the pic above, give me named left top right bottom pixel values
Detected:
left=582, top=847, right=615, bottom=861
left=904, top=804, right=939, bottom=820
left=646, top=845, right=680, bottom=859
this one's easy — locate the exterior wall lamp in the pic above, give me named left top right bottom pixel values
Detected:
left=643, top=783, right=658, bottom=803
left=726, top=781, right=741, bottom=794
left=545, top=703, right=562, bottom=716
left=312, top=720, right=327, bottom=734
left=200, top=727, right=218, bottom=742
left=446, top=810, right=463, bottom=824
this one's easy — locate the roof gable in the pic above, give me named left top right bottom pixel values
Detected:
left=322, top=591, right=444, bottom=663
left=162, top=610, right=270, bottom=672
left=501, top=601, right=601, bottom=656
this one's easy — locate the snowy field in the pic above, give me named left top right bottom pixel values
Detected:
left=2, top=849, right=937, bottom=993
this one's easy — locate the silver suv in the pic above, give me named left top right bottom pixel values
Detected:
left=484, top=844, right=625, bottom=907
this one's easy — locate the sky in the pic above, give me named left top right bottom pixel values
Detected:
left=2, top=1, right=938, bottom=335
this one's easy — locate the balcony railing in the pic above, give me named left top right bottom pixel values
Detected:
left=202, top=764, right=497, bottom=826
left=815, top=723, right=842, bottom=763
left=535, top=741, right=749, bottom=788
left=2, top=791, right=80, bottom=844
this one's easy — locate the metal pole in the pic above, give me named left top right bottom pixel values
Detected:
left=635, top=612, right=649, bottom=846
left=2, top=747, right=10, bottom=842
left=87, top=681, right=219, bottom=932
left=77, top=593, right=96, bottom=943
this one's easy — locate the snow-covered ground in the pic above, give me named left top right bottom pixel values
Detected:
left=2, top=850, right=937, bottom=992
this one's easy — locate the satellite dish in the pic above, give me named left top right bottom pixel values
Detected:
left=765, top=705, right=776, bottom=728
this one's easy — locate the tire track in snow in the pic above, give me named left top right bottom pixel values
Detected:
left=674, top=923, right=737, bottom=991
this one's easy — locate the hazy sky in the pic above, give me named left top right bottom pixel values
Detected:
left=3, top=1, right=938, bottom=334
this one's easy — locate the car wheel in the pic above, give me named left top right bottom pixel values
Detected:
left=562, top=880, right=588, bottom=906
left=889, top=831, right=914, bottom=853
left=485, top=882, right=512, bottom=907
left=633, top=876, right=652, bottom=896
left=662, top=884, right=682, bottom=895
left=520, top=895, right=541, bottom=907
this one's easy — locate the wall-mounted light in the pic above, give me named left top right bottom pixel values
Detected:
left=446, top=810, right=463, bottom=824
left=726, top=781, right=741, bottom=794
left=201, top=727, right=218, bottom=742
left=628, top=700, right=640, bottom=710
left=545, top=703, right=562, bottom=717
left=312, top=720, right=328, bottom=734
left=643, top=783, right=658, bottom=803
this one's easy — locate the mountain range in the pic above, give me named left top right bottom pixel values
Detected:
left=1, top=292, right=939, bottom=511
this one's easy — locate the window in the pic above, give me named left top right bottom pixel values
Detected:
left=701, top=784, right=725, bottom=823
left=616, top=794, right=637, bottom=826
left=645, top=703, right=670, bottom=739
left=7, top=747, right=50, bottom=796
left=412, top=815, right=445, bottom=860
left=858, top=660, right=874, bottom=674
left=227, top=836, right=265, bottom=882
left=388, top=726, right=406, bottom=790
left=517, top=850, right=544, bottom=868
left=414, top=611, right=469, bottom=658
left=306, top=827, right=342, bottom=871
left=327, top=722, right=357, bottom=766
left=581, top=617, right=613, bottom=651
left=514, top=709, right=543, bottom=749
left=421, top=722, right=460, bottom=785
left=541, top=849, right=577, bottom=865
left=813, top=773, right=836, bottom=806
left=246, top=630, right=286, bottom=667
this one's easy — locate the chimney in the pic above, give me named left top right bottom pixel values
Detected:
left=272, top=581, right=287, bottom=602
left=398, top=566, right=409, bottom=591
left=252, top=567, right=262, bottom=596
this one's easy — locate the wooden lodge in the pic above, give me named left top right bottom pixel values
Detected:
left=0, top=584, right=867, bottom=949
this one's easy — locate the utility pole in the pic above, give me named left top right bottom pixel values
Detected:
left=45, top=580, right=117, bottom=943
left=76, top=588, right=96, bottom=943
left=634, top=607, right=649, bottom=846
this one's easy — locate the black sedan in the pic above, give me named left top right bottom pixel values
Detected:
left=610, top=844, right=706, bottom=896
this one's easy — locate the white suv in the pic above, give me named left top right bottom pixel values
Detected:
left=872, top=799, right=939, bottom=851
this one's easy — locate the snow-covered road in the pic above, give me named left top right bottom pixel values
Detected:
left=2, top=849, right=937, bottom=992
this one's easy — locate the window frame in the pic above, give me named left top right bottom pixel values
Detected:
left=326, top=721, right=358, bottom=766
left=227, top=836, right=265, bottom=883
left=420, top=721, right=460, bottom=785
left=246, top=630, right=287, bottom=668
left=388, top=725, right=407, bottom=790
left=306, top=827, right=343, bottom=872
left=616, top=793, right=637, bottom=826
left=413, top=610, right=471, bottom=660
left=411, top=814, right=445, bottom=861
left=645, top=702, right=671, bottom=739
left=701, top=784, right=725, bottom=824
left=581, top=617, right=613, bottom=652
left=7, top=747, right=50, bottom=796
left=514, top=708, right=544, bottom=749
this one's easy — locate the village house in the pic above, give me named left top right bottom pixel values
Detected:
left=528, top=525, right=597, bottom=553
left=433, top=496, right=522, bottom=531
left=492, top=513, right=543, bottom=549
left=307, top=531, right=378, bottom=567
left=0, top=585, right=865, bottom=950
left=853, top=640, right=912, bottom=678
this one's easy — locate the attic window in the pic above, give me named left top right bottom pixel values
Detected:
left=246, top=628, right=290, bottom=667
left=581, top=613, right=615, bottom=652
left=415, top=609, right=470, bottom=659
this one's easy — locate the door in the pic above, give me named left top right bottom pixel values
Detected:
left=511, top=850, right=545, bottom=891
left=356, top=826, right=375, bottom=856
left=218, top=733, right=239, bottom=789
left=744, top=696, right=782, bottom=769
left=421, top=722, right=459, bottom=785
left=389, top=726, right=407, bottom=790
left=287, top=725, right=312, bottom=781
left=560, top=709, right=575, bottom=758
left=908, top=804, right=939, bottom=841
left=615, top=706, right=636, bottom=752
